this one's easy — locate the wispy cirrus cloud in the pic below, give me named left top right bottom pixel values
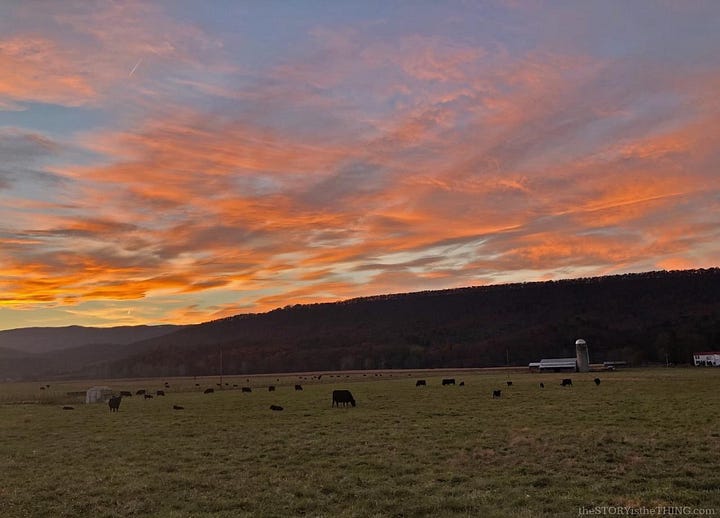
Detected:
left=0, top=1, right=718, bottom=329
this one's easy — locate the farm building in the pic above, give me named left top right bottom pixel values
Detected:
left=693, top=352, right=720, bottom=367
left=85, top=386, right=113, bottom=404
left=528, top=338, right=591, bottom=372
left=528, top=358, right=577, bottom=372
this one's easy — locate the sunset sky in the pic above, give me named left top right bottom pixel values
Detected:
left=1, top=1, right=718, bottom=330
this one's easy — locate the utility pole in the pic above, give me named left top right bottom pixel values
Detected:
left=219, top=345, right=224, bottom=387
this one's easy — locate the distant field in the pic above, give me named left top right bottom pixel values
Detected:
left=1, top=368, right=719, bottom=517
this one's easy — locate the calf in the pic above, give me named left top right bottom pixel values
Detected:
left=268, top=385, right=276, bottom=392
left=415, top=379, right=426, bottom=387
left=173, top=405, right=184, bottom=410
left=120, top=391, right=132, bottom=397
left=204, top=388, right=214, bottom=394
left=442, top=378, right=455, bottom=386
left=136, top=389, right=146, bottom=395
left=332, top=389, right=356, bottom=408
left=241, top=387, right=252, bottom=393
left=594, top=378, right=601, bottom=386
left=144, top=394, right=154, bottom=399
left=156, top=390, right=165, bottom=396
left=506, top=381, right=513, bottom=387
left=561, top=378, right=573, bottom=387
left=539, top=382, right=544, bottom=389
left=108, top=395, right=122, bottom=412
left=295, top=384, right=303, bottom=391
left=459, top=381, right=465, bottom=387
left=270, top=405, right=284, bottom=411
left=62, top=406, right=74, bottom=410
left=492, top=389, right=502, bottom=399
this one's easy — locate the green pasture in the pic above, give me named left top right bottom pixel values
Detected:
left=1, top=368, right=719, bottom=517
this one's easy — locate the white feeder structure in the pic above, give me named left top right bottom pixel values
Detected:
left=85, top=386, right=113, bottom=404
left=575, top=339, right=590, bottom=373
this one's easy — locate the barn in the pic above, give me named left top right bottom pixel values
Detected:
left=85, top=386, right=113, bottom=404
left=528, top=358, right=577, bottom=372
left=693, top=352, right=720, bottom=367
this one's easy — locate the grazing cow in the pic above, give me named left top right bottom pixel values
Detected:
left=539, top=383, right=544, bottom=389
left=40, top=386, right=45, bottom=390
left=459, top=381, right=465, bottom=387
left=594, top=378, right=601, bottom=386
left=156, top=390, right=165, bottom=396
left=270, top=405, right=284, bottom=411
left=144, top=394, right=154, bottom=399
left=442, top=378, right=455, bottom=386
left=332, top=390, right=356, bottom=407
left=268, top=385, right=276, bottom=392
left=415, top=380, right=426, bottom=387
left=108, top=396, right=122, bottom=412
left=492, top=390, right=502, bottom=398
left=233, top=384, right=238, bottom=388
left=120, top=391, right=132, bottom=397
left=62, top=406, right=74, bottom=410
left=295, top=384, right=303, bottom=391
left=242, top=387, right=252, bottom=393
left=204, top=388, right=214, bottom=394
left=172, top=405, right=184, bottom=410
left=561, top=378, right=573, bottom=387
left=136, top=389, right=146, bottom=395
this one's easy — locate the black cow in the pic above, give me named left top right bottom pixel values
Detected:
left=108, top=396, right=122, bottom=412
left=40, top=386, right=45, bottom=390
left=173, top=405, right=184, bottom=410
left=561, top=378, right=573, bottom=387
left=332, top=390, right=356, bottom=407
left=62, top=406, right=74, bottom=410
left=539, top=382, right=544, bottom=389
left=270, top=405, right=284, bottom=411
left=120, top=391, right=132, bottom=397
left=156, top=390, right=165, bottom=396
left=268, top=385, right=276, bottom=392
left=204, top=388, right=214, bottom=394
left=442, top=378, right=455, bottom=386
left=506, top=381, right=513, bottom=387
left=594, top=378, right=601, bottom=386
left=492, top=389, right=502, bottom=398
left=136, top=389, right=146, bottom=395
left=242, top=387, right=252, bottom=393
left=144, top=394, right=154, bottom=399
left=459, top=381, right=465, bottom=387
left=416, top=380, right=426, bottom=387
left=295, top=384, right=303, bottom=391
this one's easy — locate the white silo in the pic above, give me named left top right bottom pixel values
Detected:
left=575, top=339, right=590, bottom=373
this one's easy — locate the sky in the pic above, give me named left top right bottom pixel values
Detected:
left=0, top=1, right=718, bottom=330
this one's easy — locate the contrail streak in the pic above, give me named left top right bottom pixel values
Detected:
left=129, top=58, right=143, bottom=77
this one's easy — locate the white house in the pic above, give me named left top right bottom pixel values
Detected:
left=693, top=352, right=720, bottom=367
left=85, top=386, right=113, bottom=404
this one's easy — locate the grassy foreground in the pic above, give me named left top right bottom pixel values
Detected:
left=1, top=368, right=719, bottom=517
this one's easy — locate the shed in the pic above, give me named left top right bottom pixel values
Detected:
left=693, top=352, right=720, bottom=367
left=86, top=386, right=113, bottom=404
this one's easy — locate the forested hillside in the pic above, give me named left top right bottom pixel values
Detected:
left=74, top=268, right=720, bottom=380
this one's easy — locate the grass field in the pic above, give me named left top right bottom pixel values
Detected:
left=1, top=368, right=719, bottom=517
